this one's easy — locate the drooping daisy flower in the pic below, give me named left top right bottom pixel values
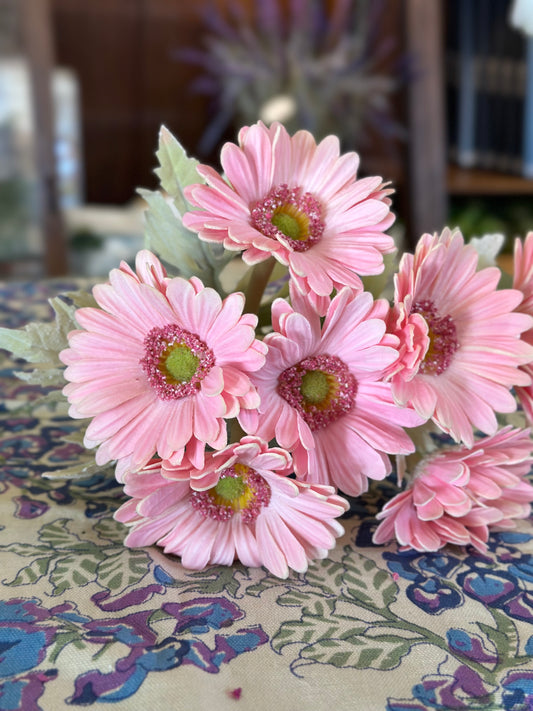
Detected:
left=183, top=121, right=395, bottom=313
left=240, top=287, right=424, bottom=496
left=373, top=427, right=533, bottom=552
left=60, top=250, right=267, bottom=478
left=512, top=232, right=533, bottom=423
left=388, top=228, right=533, bottom=447
left=114, top=436, right=349, bottom=578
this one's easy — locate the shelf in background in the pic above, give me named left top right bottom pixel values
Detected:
left=447, top=165, right=533, bottom=196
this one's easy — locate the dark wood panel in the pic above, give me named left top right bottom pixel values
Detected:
left=51, top=0, right=211, bottom=204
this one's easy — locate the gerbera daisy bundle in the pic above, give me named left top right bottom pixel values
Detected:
left=3, top=121, right=533, bottom=576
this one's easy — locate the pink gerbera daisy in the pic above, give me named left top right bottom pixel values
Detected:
left=240, top=287, right=424, bottom=496
left=389, top=228, right=533, bottom=447
left=373, top=427, right=533, bottom=552
left=512, top=232, right=533, bottom=422
left=183, top=121, right=395, bottom=313
left=59, top=250, right=267, bottom=478
left=114, top=436, right=349, bottom=578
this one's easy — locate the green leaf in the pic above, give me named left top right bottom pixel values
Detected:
left=60, top=428, right=87, bottom=446
left=297, top=632, right=412, bottom=671
left=62, top=288, right=97, bottom=309
left=2, top=541, right=52, bottom=557
left=155, top=125, right=201, bottom=215
left=97, top=548, right=149, bottom=591
left=0, top=295, right=79, bottom=366
left=361, top=251, right=396, bottom=299
left=139, top=188, right=234, bottom=291
left=141, top=125, right=236, bottom=292
left=478, top=609, right=519, bottom=660
left=38, top=518, right=83, bottom=549
left=13, top=367, right=65, bottom=387
left=49, top=631, right=86, bottom=663
left=5, top=556, right=51, bottom=586
left=0, top=292, right=87, bottom=421
left=302, top=558, right=346, bottom=596
left=50, top=553, right=101, bottom=595
left=167, top=564, right=249, bottom=598
left=273, top=616, right=368, bottom=653
left=139, top=188, right=206, bottom=277
left=0, top=327, right=32, bottom=358
left=93, top=517, right=129, bottom=545
left=43, top=455, right=108, bottom=481
left=341, top=549, right=398, bottom=610
left=276, top=589, right=337, bottom=619
left=245, top=571, right=308, bottom=598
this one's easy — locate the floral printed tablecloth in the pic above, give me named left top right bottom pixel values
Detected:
left=1, top=280, right=533, bottom=711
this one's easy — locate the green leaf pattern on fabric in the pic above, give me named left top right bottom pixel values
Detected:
left=1, top=517, right=150, bottom=596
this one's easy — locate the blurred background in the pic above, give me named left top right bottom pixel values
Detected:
left=1, top=0, right=532, bottom=279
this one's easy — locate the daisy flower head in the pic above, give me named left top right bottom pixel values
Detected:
left=240, top=287, right=424, bottom=496
left=373, top=427, right=533, bottom=553
left=512, top=232, right=533, bottom=423
left=183, top=121, right=396, bottom=314
left=389, top=228, right=533, bottom=447
left=114, top=436, right=349, bottom=579
left=59, top=250, right=267, bottom=479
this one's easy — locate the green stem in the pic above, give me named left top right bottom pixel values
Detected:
left=243, top=257, right=276, bottom=316
left=228, top=257, right=275, bottom=445
left=340, top=592, right=496, bottom=683
left=368, top=614, right=494, bottom=681
left=229, top=418, right=247, bottom=444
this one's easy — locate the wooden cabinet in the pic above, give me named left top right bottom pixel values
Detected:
left=51, top=0, right=212, bottom=205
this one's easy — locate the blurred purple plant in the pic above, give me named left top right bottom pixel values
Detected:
left=182, top=0, right=405, bottom=154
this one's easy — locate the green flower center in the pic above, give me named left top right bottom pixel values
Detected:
left=214, top=473, right=247, bottom=502
left=164, top=345, right=199, bottom=383
left=300, top=370, right=330, bottom=405
left=271, top=208, right=306, bottom=241
left=140, top=324, right=215, bottom=400
left=250, top=184, right=324, bottom=252
left=278, top=354, right=357, bottom=431
left=190, top=463, right=272, bottom=524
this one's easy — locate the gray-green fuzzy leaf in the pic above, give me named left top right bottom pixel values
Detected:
left=0, top=295, right=79, bottom=365
left=43, top=456, right=108, bottom=481
left=139, top=187, right=207, bottom=277
left=139, top=187, right=234, bottom=292
left=155, top=124, right=202, bottom=215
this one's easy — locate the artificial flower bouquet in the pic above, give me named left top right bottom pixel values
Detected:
left=3, top=121, right=533, bottom=579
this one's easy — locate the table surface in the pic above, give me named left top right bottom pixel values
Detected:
left=1, top=280, right=533, bottom=711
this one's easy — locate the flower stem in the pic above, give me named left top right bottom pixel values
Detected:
left=229, top=418, right=247, bottom=444
left=243, top=257, right=276, bottom=316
